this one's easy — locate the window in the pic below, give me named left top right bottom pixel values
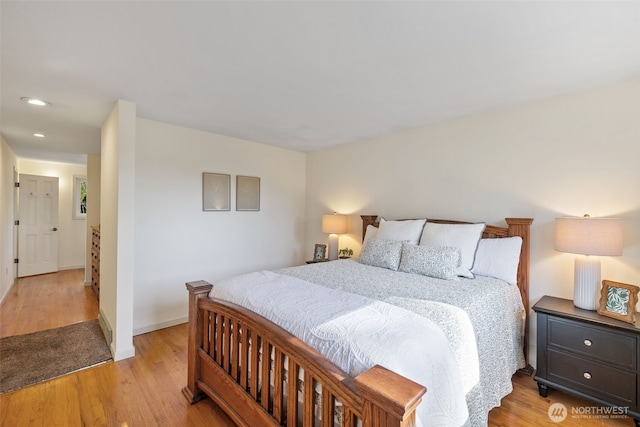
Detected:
left=73, top=175, right=87, bottom=219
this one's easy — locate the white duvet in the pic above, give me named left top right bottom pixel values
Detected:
left=213, top=270, right=470, bottom=427
left=279, top=259, right=525, bottom=426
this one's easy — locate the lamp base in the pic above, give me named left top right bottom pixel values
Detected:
left=573, top=256, right=601, bottom=311
left=327, top=234, right=339, bottom=261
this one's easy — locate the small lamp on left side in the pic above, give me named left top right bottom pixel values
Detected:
left=322, top=213, right=348, bottom=261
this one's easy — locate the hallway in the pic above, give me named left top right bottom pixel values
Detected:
left=0, top=269, right=97, bottom=338
left=0, top=270, right=236, bottom=426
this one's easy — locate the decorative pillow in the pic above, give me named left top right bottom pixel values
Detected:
left=359, top=238, right=403, bottom=271
left=362, top=224, right=379, bottom=246
left=376, top=218, right=427, bottom=245
left=398, top=244, right=461, bottom=280
left=419, top=222, right=486, bottom=278
left=471, top=236, right=523, bottom=285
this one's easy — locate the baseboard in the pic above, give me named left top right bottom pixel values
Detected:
left=58, top=265, right=85, bottom=271
left=0, top=278, right=16, bottom=305
left=98, top=310, right=113, bottom=346
left=133, top=316, right=189, bottom=336
left=99, top=310, right=136, bottom=361
left=111, top=343, right=136, bottom=362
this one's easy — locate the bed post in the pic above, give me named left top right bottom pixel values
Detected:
left=505, top=218, right=532, bottom=314
left=505, top=218, right=534, bottom=374
left=183, top=280, right=213, bottom=404
left=355, top=365, right=426, bottom=427
left=361, top=215, right=379, bottom=240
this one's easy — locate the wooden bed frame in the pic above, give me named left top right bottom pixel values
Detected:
left=183, top=216, right=533, bottom=427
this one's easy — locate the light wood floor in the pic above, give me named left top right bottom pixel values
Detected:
left=0, top=270, right=635, bottom=426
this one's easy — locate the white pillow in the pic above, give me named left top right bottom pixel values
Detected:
left=471, top=236, right=522, bottom=285
left=419, top=222, right=486, bottom=278
left=398, top=244, right=461, bottom=280
left=360, top=239, right=403, bottom=271
left=362, top=224, right=379, bottom=246
left=376, top=218, right=427, bottom=245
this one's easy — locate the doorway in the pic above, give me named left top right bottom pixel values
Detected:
left=17, top=173, right=59, bottom=277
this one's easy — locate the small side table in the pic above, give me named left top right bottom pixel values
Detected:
left=305, top=259, right=329, bottom=264
left=533, top=295, right=639, bottom=426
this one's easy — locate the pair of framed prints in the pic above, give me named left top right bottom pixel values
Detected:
left=203, top=173, right=260, bottom=212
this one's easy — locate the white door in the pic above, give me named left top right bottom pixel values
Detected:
left=18, top=174, right=59, bottom=277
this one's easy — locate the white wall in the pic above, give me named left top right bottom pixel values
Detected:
left=133, top=118, right=306, bottom=334
left=85, top=155, right=101, bottom=284
left=18, top=159, right=87, bottom=271
left=305, top=78, right=640, bottom=367
left=0, top=136, right=18, bottom=303
left=101, top=100, right=136, bottom=361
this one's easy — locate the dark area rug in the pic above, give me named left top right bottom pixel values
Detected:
left=0, top=319, right=112, bottom=394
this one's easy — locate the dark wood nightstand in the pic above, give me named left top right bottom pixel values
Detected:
left=305, top=259, right=329, bottom=264
left=533, top=295, right=639, bottom=426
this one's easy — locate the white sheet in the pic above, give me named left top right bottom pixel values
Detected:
left=213, top=270, right=470, bottom=427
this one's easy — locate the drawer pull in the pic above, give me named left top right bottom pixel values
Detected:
left=583, top=372, right=592, bottom=380
left=583, top=339, right=592, bottom=347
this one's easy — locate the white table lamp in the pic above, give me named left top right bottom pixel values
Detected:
left=322, top=213, right=348, bottom=261
left=555, top=215, right=623, bottom=310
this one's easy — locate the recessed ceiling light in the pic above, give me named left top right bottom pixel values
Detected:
left=33, top=133, right=46, bottom=138
left=21, top=97, right=51, bottom=107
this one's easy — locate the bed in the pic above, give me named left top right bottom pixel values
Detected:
left=183, top=215, right=533, bottom=427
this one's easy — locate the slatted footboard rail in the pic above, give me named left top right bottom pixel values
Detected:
left=183, top=281, right=426, bottom=427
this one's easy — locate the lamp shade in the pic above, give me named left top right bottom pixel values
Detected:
left=555, top=216, right=623, bottom=256
left=322, top=214, right=348, bottom=234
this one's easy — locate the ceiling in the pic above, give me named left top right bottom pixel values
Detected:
left=2, top=1, right=639, bottom=165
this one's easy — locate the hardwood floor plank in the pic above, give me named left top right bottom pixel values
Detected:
left=490, top=372, right=634, bottom=426
left=0, top=269, right=99, bottom=338
left=0, top=270, right=636, bottom=426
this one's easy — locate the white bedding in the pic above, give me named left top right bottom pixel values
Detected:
left=278, top=259, right=526, bottom=426
left=213, top=270, right=470, bottom=427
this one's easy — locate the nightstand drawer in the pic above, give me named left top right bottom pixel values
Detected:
left=548, top=349, right=637, bottom=406
left=548, top=317, right=637, bottom=369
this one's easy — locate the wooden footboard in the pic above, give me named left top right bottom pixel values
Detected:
left=183, top=281, right=426, bottom=427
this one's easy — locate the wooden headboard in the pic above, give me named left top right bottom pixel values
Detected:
left=361, top=215, right=534, bottom=371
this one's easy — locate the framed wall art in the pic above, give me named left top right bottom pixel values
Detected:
left=202, top=173, right=230, bottom=211
left=597, top=280, right=639, bottom=324
left=236, top=175, right=260, bottom=211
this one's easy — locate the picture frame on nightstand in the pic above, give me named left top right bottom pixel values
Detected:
left=313, top=244, right=327, bottom=261
left=598, top=280, right=639, bottom=324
